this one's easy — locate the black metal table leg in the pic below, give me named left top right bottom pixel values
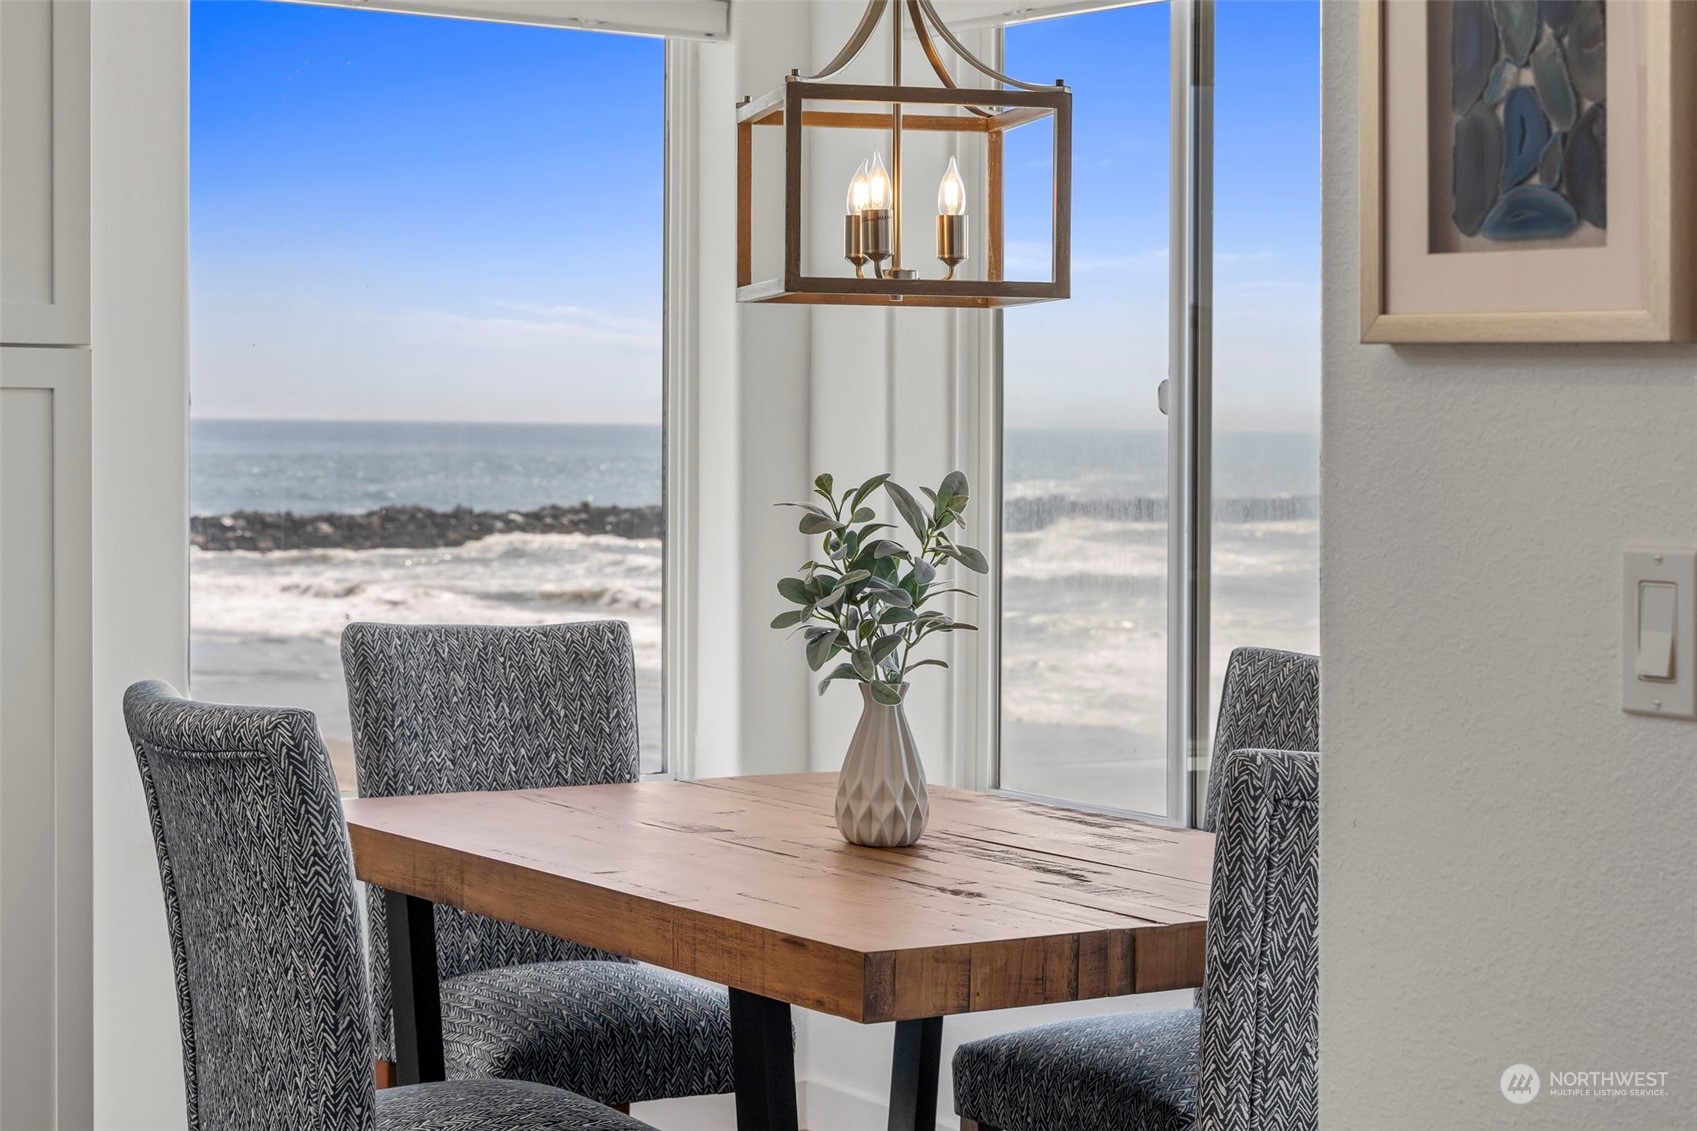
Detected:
left=728, top=988, right=799, bottom=1131
left=887, top=1016, right=944, bottom=1131
left=384, top=889, right=445, bottom=1085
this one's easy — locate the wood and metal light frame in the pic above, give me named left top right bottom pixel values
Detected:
left=736, top=0, right=1072, bottom=308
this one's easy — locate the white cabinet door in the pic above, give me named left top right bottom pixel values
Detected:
left=0, top=345, right=93, bottom=1130
left=1, top=0, right=90, bottom=345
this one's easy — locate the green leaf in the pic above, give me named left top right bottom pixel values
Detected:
left=859, top=618, right=878, bottom=639
left=799, top=512, right=842, bottom=536
left=883, top=481, right=930, bottom=542
left=952, top=544, right=990, bottom=573
left=851, top=506, right=876, bottom=524
left=777, top=577, right=812, bottom=604
left=817, top=662, right=857, bottom=695
left=870, top=634, right=902, bottom=664
left=870, top=539, right=907, bottom=560
left=816, top=586, right=845, bottom=609
left=905, top=658, right=949, bottom=673
left=869, top=681, right=904, bottom=706
left=850, top=473, right=891, bottom=511
left=814, top=472, right=834, bottom=497
left=939, top=470, right=970, bottom=509
left=880, top=607, right=918, bottom=624
left=912, top=558, right=936, bottom=586
left=806, top=630, right=839, bottom=671
left=851, top=648, right=876, bottom=681
left=840, top=568, right=871, bottom=585
left=771, top=609, right=806, bottom=630
left=919, top=485, right=938, bottom=506
left=876, top=587, right=913, bottom=608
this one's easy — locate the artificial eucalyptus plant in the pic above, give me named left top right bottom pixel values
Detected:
left=771, top=471, right=989, bottom=705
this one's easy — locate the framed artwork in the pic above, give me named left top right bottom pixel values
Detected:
left=1361, top=0, right=1696, bottom=342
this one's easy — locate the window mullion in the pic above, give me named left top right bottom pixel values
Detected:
left=1167, top=0, right=1213, bottom=829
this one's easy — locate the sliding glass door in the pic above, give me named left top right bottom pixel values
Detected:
left=998, top=0, right=1319, bottom=824
left=999, top=2, right=1173, bottom=817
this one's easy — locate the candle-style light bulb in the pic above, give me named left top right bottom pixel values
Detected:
left=866, top=152, right=892, bottom=212
left=859, top=151, right=893, bottom=276
left=937, top=156, right=966, bottom=216
left=844, top=160, right=871, bottom=275
left=846, top=160, right=871, bottom=216
left=935, top=156, right=968, bottom=279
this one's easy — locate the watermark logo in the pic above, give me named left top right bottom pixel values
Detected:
left=1501, top=1064, right=1541, bottom=1104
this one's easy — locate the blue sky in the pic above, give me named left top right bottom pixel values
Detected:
left=191, top=0, right=664, bottom=423
left=191, top=0, right=1317, bottom=430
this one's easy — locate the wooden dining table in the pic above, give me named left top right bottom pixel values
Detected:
left=343, top=772, right=1214, bottom=1131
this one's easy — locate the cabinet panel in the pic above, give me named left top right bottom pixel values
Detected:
left=1, top=0, right=89, bottom=345
left=0, top=347, right=93, bottom=1129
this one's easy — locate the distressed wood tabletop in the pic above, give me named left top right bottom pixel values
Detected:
left=344, top=772, right=1213, bottom=1023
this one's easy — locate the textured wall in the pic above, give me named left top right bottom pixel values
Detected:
left=1319, top=4, right=1697, bottom=1127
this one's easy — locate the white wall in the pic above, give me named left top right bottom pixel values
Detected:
left=88, top=1, right=191, bottom=1126
left=1318, top=5, right=1697, bottom=1129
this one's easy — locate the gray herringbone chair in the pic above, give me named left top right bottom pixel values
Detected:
left=341, top=621, right=735, bottom=1109
left=123, top=680, right=655, bottom=1131
left=953, top=747, right=1320, bottom=1131
left=1203, top=647, right=1320, bottom=831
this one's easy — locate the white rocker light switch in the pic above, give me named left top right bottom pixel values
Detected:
left=1623, top=549, right=1696, bottom=719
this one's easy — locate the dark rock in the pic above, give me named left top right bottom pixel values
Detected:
left=1531, top=29, right=1578, bottom=129
left=190, top=502, right=664, bottom=553
left=1501, top=87, right=1550, bottom=189
left=1452, top=0, right=1499, bottom=113
left=1494, top=0, right=1539, bottom=64
left=1568, top=0, right=1606, bottom=103
left=1481, top=183, right=1580, bottom=239
left=1454, top=100, right=1505, bottom=237
left=1562, top=101, right=1606, bottom=227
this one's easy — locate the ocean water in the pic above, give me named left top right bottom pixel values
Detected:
left=188, top=420, right=1318, bottom=798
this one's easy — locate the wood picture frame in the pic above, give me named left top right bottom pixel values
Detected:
left=1360, top=0, right=1696, bottom=343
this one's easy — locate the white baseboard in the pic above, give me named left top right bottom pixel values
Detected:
left=630, top=1078, right=955, bottom=1131
left=801, top=1077, right=955, bottom=1131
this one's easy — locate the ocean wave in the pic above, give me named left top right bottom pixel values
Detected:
left=190, top=533, right=662, bottom=666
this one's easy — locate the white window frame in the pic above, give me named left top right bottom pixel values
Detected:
left=279, top=0, right=727, bottom=40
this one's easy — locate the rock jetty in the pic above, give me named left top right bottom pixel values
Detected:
left=190, top=502, right=661, bottom=553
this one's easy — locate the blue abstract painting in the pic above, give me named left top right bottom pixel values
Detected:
left=1433, top=0, right=1605, bottom=252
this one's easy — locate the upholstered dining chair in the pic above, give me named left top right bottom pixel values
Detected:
left=341, top=621, right=735, bottom=1110
left=952, top=747, right=1320, bottom=1131
left=123, top=680, right=655, bottom=1131
left=1202, top=647, right=1320, bottom=831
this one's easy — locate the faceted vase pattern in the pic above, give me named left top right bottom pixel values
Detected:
left=835, top=683, right=929, bottom=848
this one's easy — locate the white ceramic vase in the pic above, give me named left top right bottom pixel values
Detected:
left=835, top=682, right=929, bottom=848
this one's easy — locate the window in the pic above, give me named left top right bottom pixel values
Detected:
left=1209, top=0, right=1321, bottom=707
left=188, top=1, right=666, bottom=790
left=999, top=3, right=1173, bottom=817
left=999, top=0, right=1319, bottom=820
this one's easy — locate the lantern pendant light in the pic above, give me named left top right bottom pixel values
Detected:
left=735, top=0, right=1072, bottom=308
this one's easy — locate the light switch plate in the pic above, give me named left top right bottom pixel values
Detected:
left=1622, top=548, right=1697, bottom=719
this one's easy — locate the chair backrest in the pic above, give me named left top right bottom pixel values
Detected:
left=1203, top=647, right=1319, bottom=832
left=1196, top=747, right=1319, bottom=1131
left=124, top=680, right=374, bottom=1131
left=340, top=621, right=640, bottom=1054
